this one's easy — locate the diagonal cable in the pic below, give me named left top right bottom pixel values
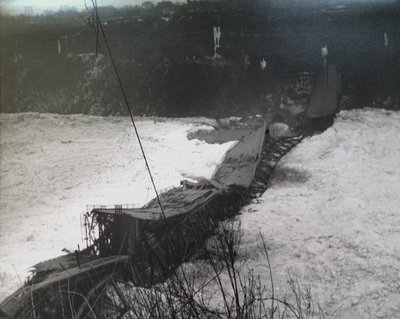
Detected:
left=91, top=0, right=167, bottom=221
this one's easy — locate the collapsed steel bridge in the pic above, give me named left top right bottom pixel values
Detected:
left=0, top=123, right=302, bottom=319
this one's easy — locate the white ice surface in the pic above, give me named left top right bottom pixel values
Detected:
left=237, top=109, right=400, bottom=318
left=0, top=113, right=235, bottom=301
left=2, top=109, right=400, bottom=318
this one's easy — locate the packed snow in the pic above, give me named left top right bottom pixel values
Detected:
left=236, top=109, right=400, bottom=318
left=1, top=109, right=399, bottom=319
left=0, top=113, right=235, bottom=301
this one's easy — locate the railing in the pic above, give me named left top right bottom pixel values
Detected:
left=85, top=186, right=178, bottom=213
left=86, top=203, right=141, bottom=212
left=86, top=203, right=164, bottom=215
left=81, top=201, right=163, bottom=248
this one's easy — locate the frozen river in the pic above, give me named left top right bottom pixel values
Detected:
left=0, top=113, right=235, bottom=301
left=1, top=109, right=400, bottom=319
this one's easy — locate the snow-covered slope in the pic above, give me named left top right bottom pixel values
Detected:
left=0, top=113, right=235, bottom=302
left=239, top=109, right=400, bottom=318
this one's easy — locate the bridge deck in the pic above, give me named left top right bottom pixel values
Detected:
left=212, top=123, right=266, bottom=187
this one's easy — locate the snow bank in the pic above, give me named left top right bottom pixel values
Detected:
left=0, top=113, right=235, bottom=301
left=239, top=109, right=400, bottom=318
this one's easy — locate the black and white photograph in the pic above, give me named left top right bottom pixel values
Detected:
left=0, top=0, right=399, bottom=317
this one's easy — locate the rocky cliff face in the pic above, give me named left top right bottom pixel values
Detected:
left=1, top=3, right=399, bottom=117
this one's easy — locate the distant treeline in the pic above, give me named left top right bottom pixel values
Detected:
left=1, top=1, right=399, bottom=118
